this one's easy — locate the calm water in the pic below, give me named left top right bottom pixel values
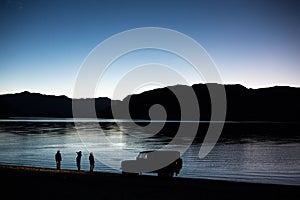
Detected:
left=0, top=119, right=299, bottom=186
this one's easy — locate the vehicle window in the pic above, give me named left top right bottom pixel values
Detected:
left=138, top=153, right=148, bottom=159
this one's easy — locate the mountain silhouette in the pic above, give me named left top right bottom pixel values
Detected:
left=99, top=83, right=300, bottom=139
left=0, top=91, right=111, bottom=118
left=0, top=83, right=300, bottom=123
left=102, top=83, right=300, bottom=122
left=1, top=84, right=299, bottom=138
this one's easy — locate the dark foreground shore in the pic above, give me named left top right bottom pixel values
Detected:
left=1, top=165, right=299, bottom=200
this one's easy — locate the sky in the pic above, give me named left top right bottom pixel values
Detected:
left=0, top=0, right=299, bottom=100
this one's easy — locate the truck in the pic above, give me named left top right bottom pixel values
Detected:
left=121, top=150, right=182, bottom=177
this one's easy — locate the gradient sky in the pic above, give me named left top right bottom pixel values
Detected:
left=0, top=0, right=299, bottom=99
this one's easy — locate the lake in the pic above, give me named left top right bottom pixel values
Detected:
left=0, top=118, right=299, bottom=186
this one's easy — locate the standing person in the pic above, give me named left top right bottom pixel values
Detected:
left=89, top=152, right=95, bottom=173
left=76, top=151, right=82, bottom=171
left=55, top=150, right=62, bottom=170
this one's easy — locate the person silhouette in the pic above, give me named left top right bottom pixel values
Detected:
left=76, top=151, right=82, bottom=171
left=55, top=150, right=62, bottom=170
left=89, top=152, right=95, bottom=173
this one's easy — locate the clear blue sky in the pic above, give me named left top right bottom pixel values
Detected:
left=1, top=0, right=299, bottom=99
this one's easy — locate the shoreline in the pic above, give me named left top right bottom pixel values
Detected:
left=1, top=164, right=299, bottom=199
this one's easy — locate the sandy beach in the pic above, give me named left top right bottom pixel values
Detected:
left=1, top=164, right=299, bottom=200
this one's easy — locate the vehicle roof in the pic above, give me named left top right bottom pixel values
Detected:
left=139, top=150, right=180, bottom=154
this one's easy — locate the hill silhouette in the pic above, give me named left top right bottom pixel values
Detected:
left=102, top=83, right=300, bottom=122
left=0, top=83, right=300, bottom=123
left=0, top=91, right=111, bottom=118
left=99, top=83, right=300, bottom=139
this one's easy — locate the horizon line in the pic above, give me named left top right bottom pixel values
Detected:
left=1, top=82, right=300, bottom=100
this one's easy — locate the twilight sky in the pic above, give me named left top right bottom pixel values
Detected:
left=0, top=0, right=299, bottom=99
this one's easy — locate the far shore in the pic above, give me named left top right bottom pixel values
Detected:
left=1, top=164, right=299, bottom=200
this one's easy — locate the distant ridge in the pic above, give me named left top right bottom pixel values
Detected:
left=0, top=90, right=111, bottom=118
left=1, top=83, right=300, bottom=122
left=102, top=83, right=300, bottom=122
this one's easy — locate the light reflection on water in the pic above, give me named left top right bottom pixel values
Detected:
left=0, top=119, right=299, bottom=186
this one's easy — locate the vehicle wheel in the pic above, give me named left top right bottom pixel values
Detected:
left=158, top=171, right=174, bottom=177
left=168, top=171, right=174, bottom=177
left=157, top=171, right=164, bottom=177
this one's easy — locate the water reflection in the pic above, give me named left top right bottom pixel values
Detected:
left=0, top=121, right=74, bottom=135
left=0, top=120, right=299, bottom=185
